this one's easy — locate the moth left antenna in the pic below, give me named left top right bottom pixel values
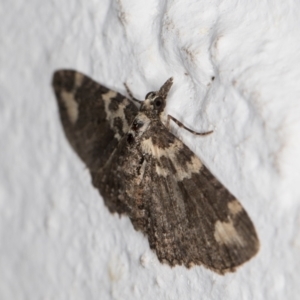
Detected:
left=124, top=83, right=143, bottom=104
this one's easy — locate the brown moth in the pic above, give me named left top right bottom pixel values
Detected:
left=52, top=70, right=259, bottom=274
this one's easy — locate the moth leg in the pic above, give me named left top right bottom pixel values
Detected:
left=124, top=83, right=143, bottom=104
left=167, top=114, right=213, bottom=136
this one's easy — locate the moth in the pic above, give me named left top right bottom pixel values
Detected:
left=52, top=70, right=259, bottom=274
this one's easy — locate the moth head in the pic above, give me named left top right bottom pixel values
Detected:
left=141, top=77, right=173, bottom=115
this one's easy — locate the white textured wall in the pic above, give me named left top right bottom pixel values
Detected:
left=1, top=0, right=300, bottom=299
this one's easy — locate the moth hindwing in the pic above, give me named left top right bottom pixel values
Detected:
left=52, top=70, right=259, bottom=274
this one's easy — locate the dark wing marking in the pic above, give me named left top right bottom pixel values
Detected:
left=52, top=70, right=139, bottom=171
left=91, top=136, right=134, bottom=215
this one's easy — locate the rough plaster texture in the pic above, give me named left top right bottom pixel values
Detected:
left=1, top=0, right=300, bottom=299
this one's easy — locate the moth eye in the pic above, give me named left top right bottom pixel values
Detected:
left=154, top=97, right=163, bottom=108
left=145, top=92, right=154, bottom=99
left=127, top=133, right=135, bottom=144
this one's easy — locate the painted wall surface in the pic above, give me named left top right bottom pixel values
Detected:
left=1, top=0, right=300, bottom=299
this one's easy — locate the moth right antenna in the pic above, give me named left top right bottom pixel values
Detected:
left=167, top=115, right=213, bottom=136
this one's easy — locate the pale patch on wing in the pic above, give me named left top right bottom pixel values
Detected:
left=141, top=138, right=183, bottom=158
left=141, top=137, right=203, bottom=180
left=214, top=220, right=245, bottom=247
left=140, top=138, right=168, bottom=176
left=61, top=91, right=79, bottom=124
left=228, top=200, right=243, bottom=215
left=155, top=164, right=169, bottom=178
left=174, top=155, right=203, bottom=181
left=102, top=90, right=117, bottom=102
left=74, top=72, right=84, bottom=88
left=57, top=72, right=84, bottom=124
left=102, top=91, right=131, bottom=140
left=140, top=137, right=154, bottom=155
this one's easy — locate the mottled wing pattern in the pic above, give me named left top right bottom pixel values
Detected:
left=52, top=70, right=138, bottom=172
left=93, top=120, right=259, bottom=273
left=141, top=126, right=259, bottom=273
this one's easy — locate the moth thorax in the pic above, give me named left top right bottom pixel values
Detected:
left=127, top=113, right=151, bottom=145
